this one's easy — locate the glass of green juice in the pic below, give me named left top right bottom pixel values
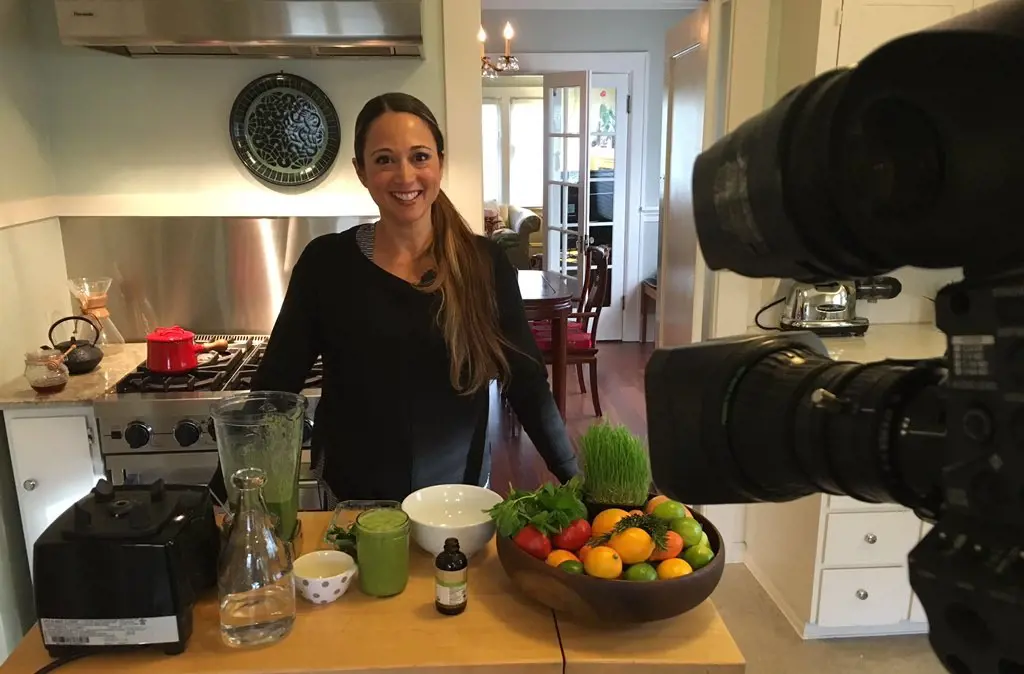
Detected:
left=354, top=508, right=410, bottom=598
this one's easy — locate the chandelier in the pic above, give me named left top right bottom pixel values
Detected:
left=479, top=22, right=519, bottom=79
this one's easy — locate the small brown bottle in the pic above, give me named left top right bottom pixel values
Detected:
left=434, top=537, right=468, bottom=615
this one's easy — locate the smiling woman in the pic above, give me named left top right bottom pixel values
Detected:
left=211, top=92, right=581, bottom=509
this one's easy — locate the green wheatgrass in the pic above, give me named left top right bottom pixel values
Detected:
left=579, top=421, right=651, bottom=505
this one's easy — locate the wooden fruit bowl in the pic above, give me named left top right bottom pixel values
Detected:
left=495, top=511, right=725, bottom=623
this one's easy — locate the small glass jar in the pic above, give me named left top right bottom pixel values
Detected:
left=355, top=507, right=410, bottom=598
left=24, top=349, right=69, bottom=395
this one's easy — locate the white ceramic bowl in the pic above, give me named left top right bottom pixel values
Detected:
left=401, top=484, right=503, bottom=557
left=293, top=550, right=357, bottom=605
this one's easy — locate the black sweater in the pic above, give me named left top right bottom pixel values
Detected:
left=249, top=227, right=579, bottom=501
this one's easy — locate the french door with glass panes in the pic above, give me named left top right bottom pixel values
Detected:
left=543, top=71, right=628, bottom=341
left=543, top=72, right=590, bottom=297
left=587, top=74, right=628, bottom=341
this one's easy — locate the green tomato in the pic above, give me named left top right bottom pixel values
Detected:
left=623, top=562, right=658, bottom=582
left=683, top=544, right=715, bottom=570
left=699, top=531, right=710, bottom=548
left=670, top=517, right=704, bottom=548
left=652, top=500, right=688, bottom=521
left=559, top=560, right=584, bottom=575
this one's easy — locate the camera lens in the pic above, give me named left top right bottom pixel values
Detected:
left=647, top=334, right=946, bottom=512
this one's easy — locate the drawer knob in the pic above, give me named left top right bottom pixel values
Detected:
left=856, top=589, right=869, bottom=601
left=23, top=479, right=38, bottom=491
left=864, top=533, right=878, bottom=544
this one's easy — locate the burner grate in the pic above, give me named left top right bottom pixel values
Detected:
left=115, top=336, right=257, bottom=394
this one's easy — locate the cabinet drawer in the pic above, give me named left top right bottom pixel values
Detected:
left=823, top=511, right=921, bottom=567
left=817, top=567, right=912, bottom=627
left=827, top=495, right=902, bottom=512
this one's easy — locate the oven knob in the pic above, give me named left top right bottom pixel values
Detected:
left=174, top=420, right=202, bottom=447
left=302, top=418, right=314, bottom=445
left=123, top=421, right=152, bottom=449
left=207, top=418, right=217, bottom=441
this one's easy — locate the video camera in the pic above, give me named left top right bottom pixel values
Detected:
left=645, top=2, right=1024, bottom=672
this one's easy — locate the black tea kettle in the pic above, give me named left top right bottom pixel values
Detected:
left=48, top=316, right=104, bottom=375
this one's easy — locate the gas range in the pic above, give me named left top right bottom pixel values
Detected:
left=93, top=336, right=321, bottom=490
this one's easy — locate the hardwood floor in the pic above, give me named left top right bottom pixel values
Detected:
left=487, top=341, right=653, bottom=493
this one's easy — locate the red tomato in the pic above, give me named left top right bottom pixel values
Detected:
left=552, top=519, right=593, bottom=552
left=513, top=525, right=552, bottom=560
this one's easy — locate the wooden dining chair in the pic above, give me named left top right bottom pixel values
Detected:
left=529, top=245, right=610, bottom=417
left=528, top=243, right=599, bottom=393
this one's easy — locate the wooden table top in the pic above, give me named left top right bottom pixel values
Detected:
left=517, top=270, right=578, bottom=307
left=0, top=513, right=744, bottom=674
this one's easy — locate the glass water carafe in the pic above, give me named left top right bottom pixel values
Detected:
left=212, top=391, right=306, bottom=542
left=218, top=467, right=296, bottom=648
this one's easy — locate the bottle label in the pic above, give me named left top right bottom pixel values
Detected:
left=435, top=569, right=467, bottom=607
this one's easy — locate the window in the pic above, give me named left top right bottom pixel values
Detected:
left=481, top=101, right=502, bottom=203
left=509, top=98, right=543, bottom=206
left=480, top=86, right=543, bottom=206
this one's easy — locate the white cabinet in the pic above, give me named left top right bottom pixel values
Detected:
left=837, top=0, right=973, bottom=66
left=746, top=495, right=930, bottom=638
left=818, top=567, right=914, bottom=627
left=3, top=406, right=103, bottom=573
left=909, top=521, right=934, bottom=623
left=822, top=511, right=921, bottom=567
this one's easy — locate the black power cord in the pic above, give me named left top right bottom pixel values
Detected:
left=754, top=296, right=786, bottom=331
left=34, top=652, right=93, bottom=674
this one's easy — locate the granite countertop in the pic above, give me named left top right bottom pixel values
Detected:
left=817, top=323, right=946, bottom=362
left=0, top=343, right=147, bottom=409
left=749, top=322, right=947, bottom=363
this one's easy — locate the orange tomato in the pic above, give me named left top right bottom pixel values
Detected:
left=649, top=531, right=684, bottom=561
left=629, top=509, right=645, bottom=517
left=578, top=539, right=599, bottom=564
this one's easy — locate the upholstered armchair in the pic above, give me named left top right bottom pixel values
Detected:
left=485, top=204, right=541, bottom=270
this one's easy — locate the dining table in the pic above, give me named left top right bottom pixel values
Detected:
left=517, top=269, right=579, bottom=419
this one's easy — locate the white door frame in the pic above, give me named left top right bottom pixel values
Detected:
left=542, top=71, right=592, bottom=279
left=489, top=51, right=649, bottom=342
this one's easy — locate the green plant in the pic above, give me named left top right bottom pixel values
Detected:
left=579, top=421, right=651, bottom=506
left=485, top=476, right=588, bottom=537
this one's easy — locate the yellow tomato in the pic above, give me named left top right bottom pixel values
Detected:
left=607, top=527, right=655, bottom=564
left=591, top=508, right=630, bottom=537
left=657, top=558, right=693, bottom=580
left=583, top=546, right=622, bottom=579
left=546, top=549, right=580, bottom=568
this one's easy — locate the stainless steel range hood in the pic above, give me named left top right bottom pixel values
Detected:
left=54, top=0, right=424, bottom=59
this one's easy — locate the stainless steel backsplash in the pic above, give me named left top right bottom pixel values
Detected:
left=60, top=216, right=374, bottom=341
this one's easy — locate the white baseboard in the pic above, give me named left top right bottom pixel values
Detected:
left=802, top=621, right=929, bottom=639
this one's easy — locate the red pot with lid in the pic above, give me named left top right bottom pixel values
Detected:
left=146, top=326, right=228, bottom=374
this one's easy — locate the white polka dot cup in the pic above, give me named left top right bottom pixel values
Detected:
left=293, top=550, right=357, bottom=605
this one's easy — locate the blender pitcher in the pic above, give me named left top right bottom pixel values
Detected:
left=212, top=392, right=307, bottom=542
